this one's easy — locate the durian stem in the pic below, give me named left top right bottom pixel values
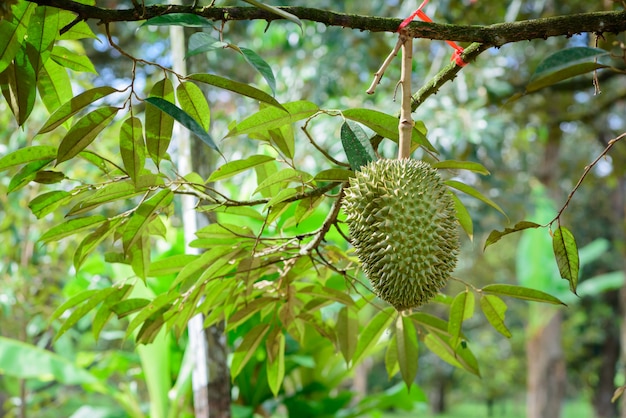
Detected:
left=398, top=33, right=414, bottom=160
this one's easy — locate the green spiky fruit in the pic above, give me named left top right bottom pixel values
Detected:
left=343, top=159, right=459, bottom=310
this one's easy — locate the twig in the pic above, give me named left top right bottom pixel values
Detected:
left=299, top=185, right=346, bottom=256
left=398, top=33, right=414, bottom=159
left=300, top=125, right=349, bottom=167
left=366, top=38, right=403, bottom=95
left=548, top=132, right=626, bottom=225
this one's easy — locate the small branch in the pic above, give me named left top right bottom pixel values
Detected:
left=398, top=33, right=414, bottom=160
left=299, top=185, right=346, bottom=256
left=366, top=37, right=403, bottom=95
left=549, top=131, right=626, bottom=225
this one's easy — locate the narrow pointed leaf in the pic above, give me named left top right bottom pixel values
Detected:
left=384, top=332, right=399, bottom=377
left=396, top=315, right=418, bottom=388
left=432, top=160, right=490, bottom=175
left=145, top=78, right=175, bottom=166
left=145, top=97, right=220, bottom=154
left=38, top=86, right=118, bottom=134
left=352, top=307, right=395, bottom=366
left=0, top=2, right=36, bottom=74
left=479, top=295, right=511, bottom=338
left=528, top=47, right=609, bottom=92
left=234, top=46, right=276, bottom=95
left=313, top=168, right=353, bottom=182
left=552, top=226, right=579, bottom=294
left=13, top=37, right=37, bottom=125
left=340, top=121, right=377, bottom=171
left=186, top=32, right=228, bottom=58
left=176, top=81, right=211, bottom=131
left=56, top=287, right=119, bottom=341
left=142, top=13, right=214, bottom=27
left=122, top=189, right=174, bottom=252
left=450, top=193, right=473, bottom=241
left=124, top=293, right=178, bottom=339
left=409, top=312, right=451, bottom=336
left=39, top=215, right=107, bottom=243
left=92, top=284, right=132, bottom=340
left=484, top=221, right=541, bottom=249
left=208, top=155, right=275, bottom=182
left=37, top=59, right=73, bottom=114
left=448, top=290, right=474, bottom=347
left=231, top=323, right=270, bottom=378
left=188, top=73, right=285, bottom=110
left=74, top=218, right=122, bottom=270
left=266, top=332, right=285, bottom=397
left=29, top=190, right=73, bottom=219
left=424, top=332, right=480, bottom=376
left=50, top=289, right=99, bottom=322
left=0, top=145, right=57, bottom=171
left=226, top=100, right=318, bottom=138
left=51, top=45, right=96, bottom=73
left=446, top=180, right=507, bottom=219
left=119, top=116, right=145, bottom=182
left=25, top=6, right=59, bottom=76
left=337, top=306, right=358, bottom=364
left=482, top=284, right=565, bottom=305
left=56, top=106, right=119, bottom=164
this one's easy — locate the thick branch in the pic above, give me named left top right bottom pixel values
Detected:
left=27, top=0, right=626, bottom=45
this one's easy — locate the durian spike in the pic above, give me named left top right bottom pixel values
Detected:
left=398, top=32, right=414, bottom=160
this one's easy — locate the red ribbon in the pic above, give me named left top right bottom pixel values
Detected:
left=398, top=0, right=468, bottom=67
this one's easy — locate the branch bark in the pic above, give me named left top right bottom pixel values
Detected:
left=27, top=0, right=626, bottom=46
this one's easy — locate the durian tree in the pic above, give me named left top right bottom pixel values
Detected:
left=1, top=0, right=626, bottom=416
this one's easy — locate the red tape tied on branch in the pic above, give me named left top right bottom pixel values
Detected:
left=398, top=0, right=468, bottom=67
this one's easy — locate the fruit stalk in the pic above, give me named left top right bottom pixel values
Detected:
left=398, top=33, right=414, bottom=160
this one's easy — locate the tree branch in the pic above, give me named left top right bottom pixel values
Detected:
left=26, top=0, right=626, bottom=45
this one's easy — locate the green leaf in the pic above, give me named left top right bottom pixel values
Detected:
left=39, top=215, right=107, bottom=244
left=432, top=160, right=490, bottom=175
left=241, top=0, right=302, bottom=30
left=142, top=13, right=214, bottom=27
left=148, top=254, right=198, bottom=277
left=384, top=332, right=399, bottom=377
left=74, top=218, right=123, bottom=270
left=125, top=293, right=178, bottom=339
left=484, top=221, right=541, bottom=250
left=424, top=332, right=480, bottom=376
left=396, top=315, right=418, bottom=388
left=482, top=284, right=565, bottom=305
left=313, top=168, right=353, bottom=182
left=7, top=159, right=52, bottom=193
left=122, top=189, right=174, bottom=252
left=268, top=125, right=295, bottom=159
left=352, top=307, right=395, bottom=366
left=527, top=47, right=609, bottom=92
left=33, top=170, right=65, bottom=184
left=51, top=45, right=97, bottom=73
left=552, top=226, right=579, bottom=294
left=56, top=287, right=120, bottom=341
left=450, top=193, right=473, bottom=241
left=227, top=100, right=318, bottom=138
left=176, top=81, right=211, bottom=131
left=233, top=45, right=276, bottom=95
left=56, top=106, right=118, bottom=164
left=0, top=145, right=57, bottom=171
left=25, top=6, right=59, bottom=77
left=145, top=78, right=175, bottom=166
left=92, top=284, right=133, bottom=340
left=38, top=86, right=118, bottom=134
left=479, top=294, right=511, bottom=338
left=0, top=2, right=36, bottom=74
left=145, top=97, right=220, bottom=155
left=253, top=167, right=311, bottom=195
left=445, top=180, right=507, bottom=219
left=119, top=117, right=145, bottom=182
left=187, top=72, right=285, bottom=111
left=340, top=121, right=377, bottom=171
left=208, top=155, right=275, bottom=182
left=67, top=180, right=146, bottom=216
left=336, top=306, right=358, bottom=364
left=129, top=234, right=150, bottom=279
left=28, top=190, right=73, bottom=219
left=37, top=59, right=73, bottom=114
left=50, top=289, right=99, bottom=322
left=2, top=46, right=36, bottom=125
left=231, top=323, right=270, bottom=378
left=186, top=32, right=228, bottom=58
left=343, top=108, right=436, bottom=153
left=448, top=290, right=474, bottom=347
left=409, top=312, right=451, bottom=336
left=110, top=298, right=151, bottom=318
left=0, top=336, right=99, bottom=385
left=266, top=332, right=285, bottom=397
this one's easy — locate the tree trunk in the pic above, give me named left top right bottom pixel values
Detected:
left=592, top=311, right=619, bottom=418
left=170, top=14, right=231, bottom=418
left=526, top=310, right=566, bottom=418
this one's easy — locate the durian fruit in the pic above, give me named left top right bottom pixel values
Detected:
left=343, top=159, right=459, bottom=310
